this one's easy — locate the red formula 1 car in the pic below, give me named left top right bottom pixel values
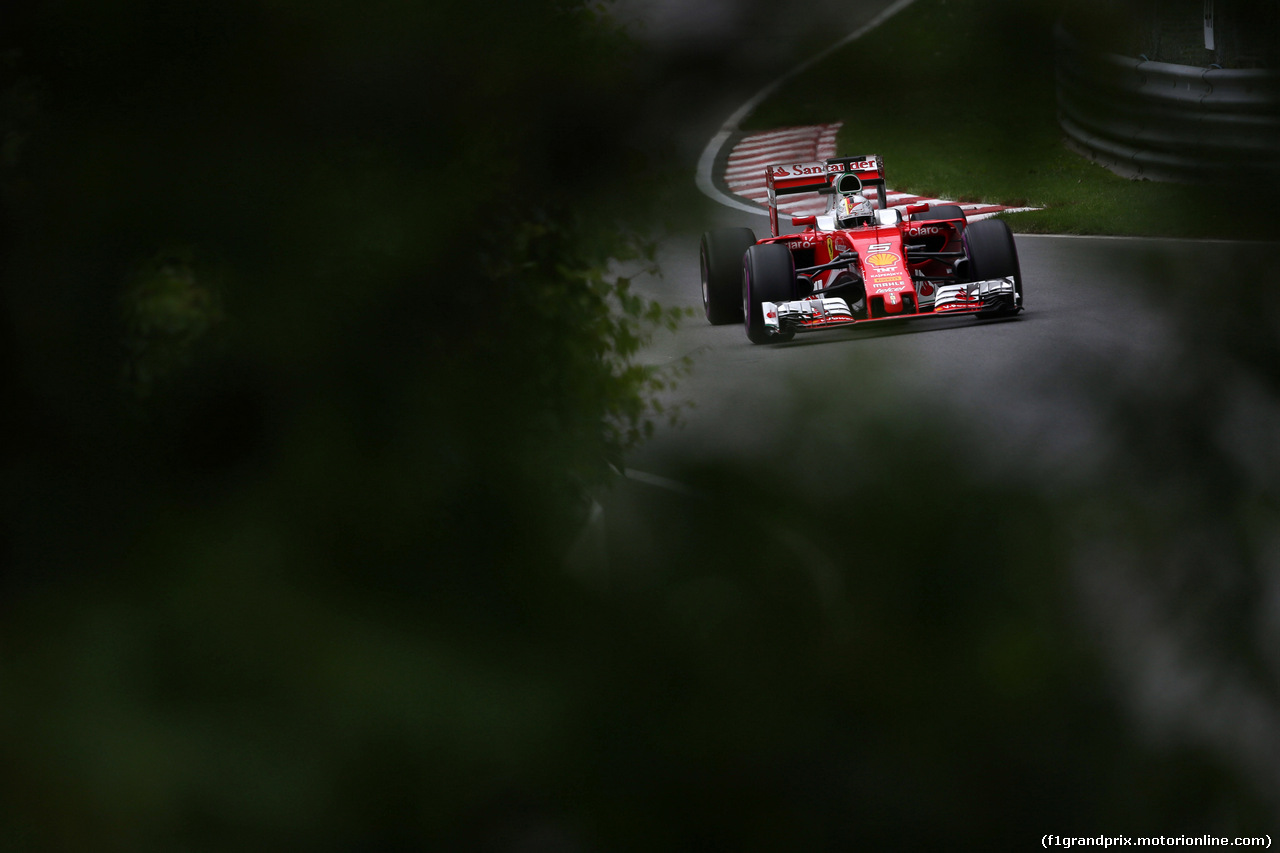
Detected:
left=699, top=155, right=1023, bottom=343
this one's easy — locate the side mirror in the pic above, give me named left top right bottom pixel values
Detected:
left=904, top=203, right=928, bottom=215
left=791, top=215, right=817, bottom=227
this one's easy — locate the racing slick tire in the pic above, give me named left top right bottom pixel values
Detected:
left=963, top=218, right=1023, bottom=316
left=910, top=204, right=966, bottom=222
left=743, top=243, right=796, bottom=344
left=700, top=227, right=756, bottom=325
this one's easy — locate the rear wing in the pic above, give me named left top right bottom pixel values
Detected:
left=765, top=155, right=887, bottom=236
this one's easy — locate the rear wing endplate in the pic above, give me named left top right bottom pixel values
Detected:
left=765, top=155, right=887, bottom=236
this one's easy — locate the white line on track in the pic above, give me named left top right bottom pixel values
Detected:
left=695, top=0, right=922, bottom=216
left=694, top=0, right=1034, bottom=224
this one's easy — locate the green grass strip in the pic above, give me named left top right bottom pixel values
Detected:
left=743, top=0, right=1254, bottom=239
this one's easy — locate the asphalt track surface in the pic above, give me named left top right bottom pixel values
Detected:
left=602, top=226, right=1229, bottom=555
left=632, top=229, right=1137, bottom=472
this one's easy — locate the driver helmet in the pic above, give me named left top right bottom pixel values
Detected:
left=836, top=192, right=874, bottom=228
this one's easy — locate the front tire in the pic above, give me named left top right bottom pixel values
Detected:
left=700, top=227, right=756, bottom=325
left=743, top=243, right=796, bottom=344
left=963, top=218, right=1023, bottom=315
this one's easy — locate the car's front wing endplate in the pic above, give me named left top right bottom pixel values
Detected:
left=932, top=277, right=1018, bottom=313
left=763, top=297, right=856, bottom=333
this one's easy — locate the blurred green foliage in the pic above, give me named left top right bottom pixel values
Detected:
left=120, top=252, right=224, bottom=399
left=1, top=2, right=688, bottom=848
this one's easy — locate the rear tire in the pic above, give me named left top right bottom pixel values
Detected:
left=700, top=227, right=755, bottom=325
left=963, top=218, right=1022, bottom=315
left=743, top=243, right=796, bottom=344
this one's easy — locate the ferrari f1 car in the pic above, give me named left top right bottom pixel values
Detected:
left=700, top=155, right=1023, bottom=343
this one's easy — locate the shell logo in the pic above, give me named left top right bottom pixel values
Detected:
left=864, top=251, right=899, bottom=268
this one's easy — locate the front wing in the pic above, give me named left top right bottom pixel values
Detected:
left=763, top=277, right=1018, bottom=334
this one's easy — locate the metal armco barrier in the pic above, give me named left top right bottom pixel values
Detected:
left=1055, top=23, right=1280, bottom=182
